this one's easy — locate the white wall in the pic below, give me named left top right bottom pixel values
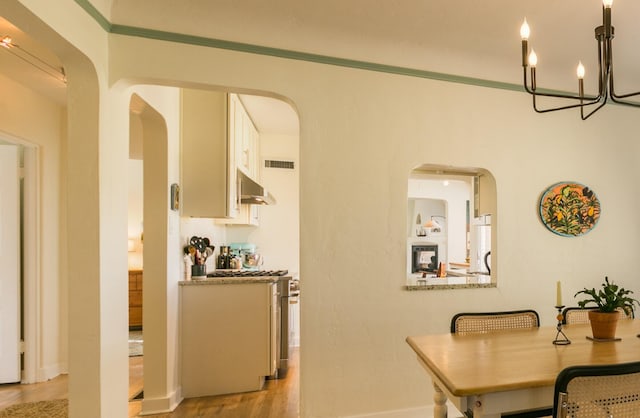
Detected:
left=0, top=72, right=66, bottom=380
left=10, top=3, right=640, bottom=418
left=105, top=36, right=640, bottom=418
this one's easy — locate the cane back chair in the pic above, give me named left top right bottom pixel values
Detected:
left=450, top=309, right=540, bottom=334
left=553, top=361, right=640, bottom=417
left=452, top=310, right=550, bottom=417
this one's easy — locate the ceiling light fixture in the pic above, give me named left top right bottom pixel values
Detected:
left=520, top=0, right=639, bottom=120
left=0, top=35, right=66, bottom=84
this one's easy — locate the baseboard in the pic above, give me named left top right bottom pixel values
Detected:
left=139, top=388, right=183, bottom=416
left=345, top=401, right=464, bottom=418
left=37, top=362, right=66, bottom=382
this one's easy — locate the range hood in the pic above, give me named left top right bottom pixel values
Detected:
left=238, top=170, right=276, bottom=205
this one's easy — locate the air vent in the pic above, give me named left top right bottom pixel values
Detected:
left=264, top=159, right=295, bottom=169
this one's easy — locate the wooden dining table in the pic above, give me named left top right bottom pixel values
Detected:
left=406, top=319, right=640, bottom=418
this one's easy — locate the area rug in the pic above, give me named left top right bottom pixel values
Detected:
left=129, top=330, right=143, bottom=357
left=0, top=399, right=67, bottom=417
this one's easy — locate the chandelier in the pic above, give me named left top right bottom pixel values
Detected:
left=520, top=0, right=640, bottom=120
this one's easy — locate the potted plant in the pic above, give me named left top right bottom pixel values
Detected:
left=574, top=276, right=640, bottom=339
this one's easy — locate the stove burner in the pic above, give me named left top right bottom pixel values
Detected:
left=206, top=269, right=289, bottom=278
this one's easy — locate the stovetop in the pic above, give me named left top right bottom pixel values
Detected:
left=206, top=269, right=289, bottom=278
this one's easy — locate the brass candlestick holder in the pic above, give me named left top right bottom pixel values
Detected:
left=553, top=305, right=571, bottom=345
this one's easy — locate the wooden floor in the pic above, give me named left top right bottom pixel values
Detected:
left=0, top=348, right=299, bottom=418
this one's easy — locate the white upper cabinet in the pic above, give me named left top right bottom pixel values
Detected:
left=180, top=90, right=262, bottom=222
left=230, top=94, right=260, bottom=179
left=180, top=89, right=238, bottom=218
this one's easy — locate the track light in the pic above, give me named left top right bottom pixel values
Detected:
left=0, top=35, right=66, bottom=84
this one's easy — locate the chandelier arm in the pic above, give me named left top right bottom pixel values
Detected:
left=581, top=100, right=607, bottom=120
left=609, top=70, right=640, bottom=101
left=522, top=68, right=599, bottom=101
left=533, top=95, right=603, bottom=114
left=531, top=90, right=600, bottom=101
left=609, top=96, right=640, bottom=107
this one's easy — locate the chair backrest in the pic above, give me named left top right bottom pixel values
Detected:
left=450, top=309, right=540, bottom=334
left=562, top=306, right=634, bottom=325
left=554, top=362, right=640, bottom=418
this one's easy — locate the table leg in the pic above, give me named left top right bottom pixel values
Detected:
left=433, top=381, right=448, bottom=418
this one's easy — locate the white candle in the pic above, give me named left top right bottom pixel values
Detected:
left=556, top=281, right=562, bottom=306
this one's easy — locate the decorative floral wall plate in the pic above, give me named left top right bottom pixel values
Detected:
left=539, top=182, right=600, bottom=237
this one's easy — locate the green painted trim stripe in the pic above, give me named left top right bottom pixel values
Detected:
left=111, top=24, right=523, bottom=92
left=74, top=0, right=111, bottom=31
left=73, top=0, right=530, bottom=94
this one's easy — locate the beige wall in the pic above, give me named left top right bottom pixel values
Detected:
left=0, top=72, right=66, bottom=380
left=8, top=1, right=640, bottom=417
left=108, top=34, right=640, bottom=417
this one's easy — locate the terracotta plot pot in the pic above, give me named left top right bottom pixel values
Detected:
left=588, top=310, right=619, bottom=339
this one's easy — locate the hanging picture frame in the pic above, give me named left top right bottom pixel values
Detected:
left=539, top=182, right=600, bottom=237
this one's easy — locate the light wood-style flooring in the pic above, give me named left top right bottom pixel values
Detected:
left=0, top=348, right=299, bottom=418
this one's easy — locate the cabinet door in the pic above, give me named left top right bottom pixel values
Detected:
left=180, top=89, right=238, bottom=218
left=180, top=282, right=274, bottom=397
left=249, top=120, right=260, bottom=179
left=231, top=94, right=250, bottom=176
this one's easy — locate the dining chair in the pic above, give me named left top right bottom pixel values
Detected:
left=451, top=309, right=551, bottom=418
left=553, top=361, right=640, bottom=417
left=562, top=306, right=633, bottom=325
left=450, top=309, right=540, bottom=334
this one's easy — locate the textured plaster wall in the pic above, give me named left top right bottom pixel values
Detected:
left=106, top=34, right=640, bottom=416
left=8, top=1, right=640, bottom=416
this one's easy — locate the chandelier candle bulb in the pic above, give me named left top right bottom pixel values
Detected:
left=528, top=50, right=537, bottom=67
left=556, top=281, right=562, bottom=306
left=520, top=19, right=530, bottom=67
left=520, top=19, right=530, bottom=40
left=577, top=62, right=585, bottom=100
left=576, top=62, right=585, bottom=79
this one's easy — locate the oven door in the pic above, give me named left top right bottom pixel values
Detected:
left=412, top=244, right=438, bottom=273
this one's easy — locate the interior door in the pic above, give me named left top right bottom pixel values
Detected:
left=0, top=145, right=21, bottom=383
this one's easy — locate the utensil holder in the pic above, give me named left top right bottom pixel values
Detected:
left=191, top=264, right=206, bottom=278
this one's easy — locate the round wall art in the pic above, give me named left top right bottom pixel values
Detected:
left=539, top=182, right=601, bottom=237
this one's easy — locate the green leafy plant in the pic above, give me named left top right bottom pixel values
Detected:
left=574, top=276, right=640, bottom=315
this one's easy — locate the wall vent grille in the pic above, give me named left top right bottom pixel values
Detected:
left=264, top=159, right=295, bottom=169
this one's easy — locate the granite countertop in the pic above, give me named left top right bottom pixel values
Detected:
left=180, top=277, right=279, bottom=285
left=179, top=276, right=289, bottom=285
left=405, top=273, right=495, bottom=291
